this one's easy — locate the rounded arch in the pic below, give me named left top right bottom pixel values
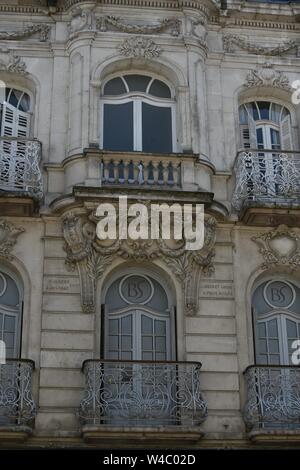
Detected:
left=233, top=84, right=299, bottom=153
left=94, top=259, right=185, bottom=360
left=246, top=266, right=300, bottom=365
left=91, top=56, right=188, bottom=89
left=0, top=256, right=32, bottom=359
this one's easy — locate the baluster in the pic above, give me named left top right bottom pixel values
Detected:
left=108, top=160, right=115, bottom=183
left=158, top=161, right=164, bottom=185
left=118, top=160, right=125, bottom=184
left=147, top=161, right=154, bottom=185
left=137, top=161, right=144, bottom=185
left=128, top=160, right=135, bottom=184
left=167, top=162, right=174, bottom=186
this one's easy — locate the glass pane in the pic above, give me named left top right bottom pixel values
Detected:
left=124, top=75, right=151, bottom=92
left=155, top=352, right=166, bottom=361
left=258, top=323, right=266, bottom=338
left=104, top=77, right=126, bottom=95
left=121, top=315, right=132, bottom=334
left=8, top=90, right=19, bottom=108
left=259, top=339, right=267, bottom=353
left=142, top=336, right=153, bottom=350
left=256, top=128, right=264, bottom=147
left=155, top=337, right=166, bottom=352
left=257, top=101, right=270, bottom=120
left=121, top=351, right=132, bottom=360
left=141, top=315, right=153, bottom=335
left=108, top=319, right=118, bottom=335
left=4, top=315, right=15, bottom=332
left=19, top=93, right=30, bottom=112
left=269, top=339, right=279, bottom=353
left=287, top=319, right=297, bottom=338
left=103, top=102, right=133, bottom=151
left=121, top=335, right=132, bottom=350
left=149, top=80, right=171, bottom=98
left=269, top=355, right=280, bottom=365
left=108, top=335, right=119, bottom=350
left=251, top=102, right=259, bottom=121
left=268, top=319, right=278, bottom=338
left=142, top=352, right=153, bottom=360
left=155, top=320, right=166, bottom=335
left=142, top=103, right=172, bottom=153
left=3, top=332, right=14, bottom=348
left=108, top=351, right=118, bottom=360
left=270, top=128, right=280, bottom=150
left=270, top=103, right=281, bottom=124
left=257, top=354, right=267, bottom=364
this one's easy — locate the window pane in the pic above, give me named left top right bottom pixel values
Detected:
left=3, top=332, right=14, bottom=349
left=142, top=103, right=172, bottom=153
left=268, top=319, right=278, bottom=338
left=259, top=339, right=267, bottom=353
left=149, top=80, right=171, bottom=98
left=270, top=104, right=282, bottom=124
left=269, top=339, right=279, bottom=353
left=258, top=323, right=266, bottom=338
left=142, top=336, right=153, bottom=350
left=287, top=319, right=297, bottom=338
left=109, top=319, right=118, bottom=335
left=108, top=335, right=119, bottom=350
left=103, top=102, right=133, bottom=151
left=142, top=316, right=153, bottom=335
left=124, top=75, right=151, bottom=92
left=104, top=77, right=126, bottom=95
left=121, top=335, right=132, bottom=350
left=121, top=315, right=132, bottom=334
left=155, top=337, right=166, bottom=352
left=4, top=315, right=15, bottom=332
left=257, top=101, right=270, bottom=120
left=155, top=320, right=166, bottom=335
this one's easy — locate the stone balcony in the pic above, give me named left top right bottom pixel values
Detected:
left=79, top=359, right=207, bottom=446
left=232, top=150, right=300, bottom=226
left=244, top=365, right=300, bottom=444
left=0, top=137, right=43, bottom=216
left=0, top=359, right=36, bottom=443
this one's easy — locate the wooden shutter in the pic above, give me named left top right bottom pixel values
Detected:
left=1, top=102, right=30, bottom=138
left=280, top=114, right=293, bottom=151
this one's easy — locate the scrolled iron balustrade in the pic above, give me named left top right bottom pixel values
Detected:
left=232, top=150, right=300, bottom=211
left=0, top=137, right=43, bottom=198
left=0, top=359, right=36, bottom=426
left=79, top=360, right=207, bottom=426
left=244, top=365, right=300, bottom=430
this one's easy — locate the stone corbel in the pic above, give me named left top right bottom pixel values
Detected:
left=63, top=211, right=217, bottom=315
left=0, top=219, right=24, bottom=260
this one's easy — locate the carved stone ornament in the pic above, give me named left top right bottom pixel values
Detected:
left=252, top=225, right=300, bottom=270
left=68, top=5, right=96, bottom=39
left=63, top=211, right=217, bottom=316
left=223, top=34, right=298, bottom=56
left=97, top=16, right=181, bottom=36
left=0, top=219, right=24, bottom=260
left=0, top=24, right=51, bottom=42
left=0, top=51, right=27, bottom=75
left=244, top=63, right=291, bottom=91
left=118, top=36, right=162, bottom=59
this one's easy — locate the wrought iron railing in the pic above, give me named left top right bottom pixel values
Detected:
left=0, top=359, right=36, bottom=426
left=244, top=365, right=300, bottom=430
left=79, top=360, right=207, bottom=427
left=100, top=155, right=181, bottom=188
left=0, top=137, right=43, bottom=198
left=232, top=150, right=300, bottom=210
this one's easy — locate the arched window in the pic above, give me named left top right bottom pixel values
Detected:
left=101, top=74, right=175, bottom=154
left=103, top=273, right=175, bottom=361
left=252, top=279, right=300, bottom=365
left=0, top=87, right=31, bottom=138
left=239, top=101, right=292, bottom=150
left=0, top=269, right=22, bottom=359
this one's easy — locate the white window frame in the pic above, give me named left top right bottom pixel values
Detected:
left=100, top=76, right=177, bottom=153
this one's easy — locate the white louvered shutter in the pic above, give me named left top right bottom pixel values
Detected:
left=280, top=114, right=293, bottom=151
